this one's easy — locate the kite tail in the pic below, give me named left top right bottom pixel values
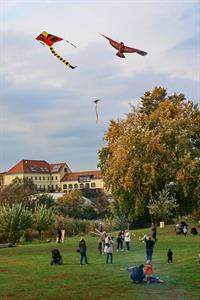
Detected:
left=49, top=46, right=76, bottom=69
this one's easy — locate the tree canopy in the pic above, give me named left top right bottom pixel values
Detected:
left=98, top=87, right=200, bottom=222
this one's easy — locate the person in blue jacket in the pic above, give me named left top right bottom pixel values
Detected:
left=144, top=235, right=155, bottom=261
left=128, top=264, right=145, bottom=283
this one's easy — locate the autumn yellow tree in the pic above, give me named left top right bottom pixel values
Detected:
left=98, top=87, right=200, bottom=222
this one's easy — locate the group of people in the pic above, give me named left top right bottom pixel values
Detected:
left=56, top=226, right=65, bottom=243
left=53, top=222, right=171, bottom=267
left=175, top=221, right=188, bottom=236
left=116, top=230, right=131, bottom=252
left=128, top=260, right=164, bottom=284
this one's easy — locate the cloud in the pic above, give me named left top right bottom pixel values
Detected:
left=0, top=1, right=199, bottom=171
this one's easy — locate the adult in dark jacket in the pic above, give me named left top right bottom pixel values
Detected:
left=56, top=226, right=62, bottom=243
left=151, top=222, right=157, bottom=241
left=128, top=264, right=145, bottom=283
left=79, top=237, right=88, bottom=265
left=145, top=236, right=155, bottom=261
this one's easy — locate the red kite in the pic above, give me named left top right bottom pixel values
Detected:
left=36, top=31, right=77, bottom=69
left=93, top=99, right=100, bottom=123
left=100, top=34, right=147, bottom=58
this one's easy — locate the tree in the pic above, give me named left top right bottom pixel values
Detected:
left=0, top=177, right=36, bottom=208
left=94, top=190, right=112, bottom=218
left=32, top=204, right=55, bottom=238
left=147, top=186, right=179, bottom=222
left=34, top=193, right=55, bottom=208
left=0, top=203, right=32, bottom=242
left=98, top=87, right=200, bottom=222
left=57, top=190, right=85, bottom=219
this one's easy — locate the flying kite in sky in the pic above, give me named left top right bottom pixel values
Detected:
left=100, top=34, right=148, bottom=58
left=36, top=31, right=77, bottom=69
left=93, top=99, right=100, bottom=123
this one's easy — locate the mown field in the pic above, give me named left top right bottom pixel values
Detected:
left=0, top=225, right=199, bottom=300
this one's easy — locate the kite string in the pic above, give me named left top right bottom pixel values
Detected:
left=95, top=103, right=99, bottom=123
left=65, top=40, right=77, bottom=48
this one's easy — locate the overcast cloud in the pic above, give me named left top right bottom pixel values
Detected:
left=0, top=0, right=199, bottom=172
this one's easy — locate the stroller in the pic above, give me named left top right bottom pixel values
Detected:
left=51, top=249, right=63, bottom=265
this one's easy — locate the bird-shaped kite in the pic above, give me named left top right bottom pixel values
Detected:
left=36, top=31, right=77, bottom=69
left=100, top=34, right=147, bottom=58
left=93, top=99, right=100, bottom=123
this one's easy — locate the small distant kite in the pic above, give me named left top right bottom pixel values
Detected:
left=100, top=34, right=148, bottom=58
left=36, top=31, right=77, bottom=69
left=93, top=99, right=100, bottom=123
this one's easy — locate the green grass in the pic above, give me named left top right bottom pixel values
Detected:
left=0, top=225, right=199, bottom=300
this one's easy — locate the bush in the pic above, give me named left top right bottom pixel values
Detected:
left=55, top=215, right=96, bottom=236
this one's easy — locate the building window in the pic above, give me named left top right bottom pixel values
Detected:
left=55, top=176, right=58, bottom=180
left=80, top=183, right=84, bottom=189
left=91, top=182, right=96, bottom=188
left=85, top=183, right=90, bottom=189
left=35, top=176, right=37, bottom=180
left=74, top=184, right=78, bottom=189
left=39, top=176, right=41, bottom=180
left=31, top=176, right=33, bottom=180
left=63, top=184, right=67, bottom=190
left=64, top=168, right=67, bottom=172
left=43, top=176, right=45, bottom=180
left=43, top=185, right=45, bottom=190
left=47, top=176, right=49, bottom=180
left=69, top=184, right=73, bottom=189
left=51, top=176, right=53, bottom=180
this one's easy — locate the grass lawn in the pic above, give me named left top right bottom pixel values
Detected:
left=0, top=225, right=199, bottom=300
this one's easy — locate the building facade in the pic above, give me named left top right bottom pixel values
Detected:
left=1, top=159, right=105, bottom=193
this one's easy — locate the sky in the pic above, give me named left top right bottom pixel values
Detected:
left=0, top=0, right=200, bottom=172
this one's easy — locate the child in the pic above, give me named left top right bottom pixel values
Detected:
left=167, top=248, right=173, bottom=263
left=144, top=260, right=153, bottom=283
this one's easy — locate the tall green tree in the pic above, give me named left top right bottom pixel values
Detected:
left=98, top=87, right=200, bottom=221
left=57, top=190, right=85, bottom=219
left=0, top=203, right=32, bottom=242
left=32, top=204, right=55, bottom=238
left=0, top=177, right=36, bottom=207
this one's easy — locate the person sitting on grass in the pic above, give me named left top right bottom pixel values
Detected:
left=144, top=260, right=164, bottom=283
left=128, top=264, right=145, bottom=284
left=144, top=260, right=153, bottom=283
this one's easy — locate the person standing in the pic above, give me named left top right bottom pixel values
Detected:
left=56, top=226, right=62, bottom=244
left=61, top=229, right=65, bottom=243
left=106, top=236, right=114, bottom=264
left=151, top=222, right=157, bottom=241
left=79, top=237, right=88, bottom=265
left=125, top=229, right=131, bottom=251
left=144, top=236, right=155, bottom=261
left=167, top=248, right=173, bottom=263
left=116, top=231, right=123, bottom=252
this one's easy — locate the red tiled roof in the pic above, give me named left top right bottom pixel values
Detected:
left=50, top=163, right=66, bottom=173
left=61, top=170, right=102, bottom=182
left=7, top=160, right=51, bottom=174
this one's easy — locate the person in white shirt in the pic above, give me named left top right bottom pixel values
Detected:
left=125, top=229, right=131, bottom=251
left=105, top=236, right=114, bottom=263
